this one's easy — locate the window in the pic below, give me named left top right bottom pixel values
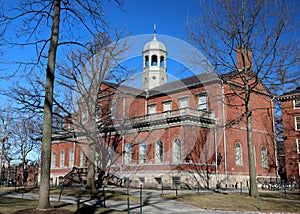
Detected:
left=69, top=149, right=74, bottom=168
left=297, top=139, right=300, bottom=154
left=197, top=92, right=208, bottom=111
left=108, top=146, right=115, bottom=165
left=51, top=152, right=56, bottom=168
left=124, top=144, right=132, bottom=164
left=95, top=104, right=101, bottom=122
left=235, top=142, right=242, bottom=166
left=60, top=150, right=65, bottom=168
left=163, top=101, right=172, bottom=112
left=294, top=99, right=300, bottom=108
left=295, top=116, right=300, bottom=131
left=179, top=97, right=189, bottom=114
left=155, top=140, right=164, bottom=163
left=110, top=100, right=116, bottom=119
left=151, top=55, right=158, bottom=66
left=261, top=146, right=268, bottom=168
left=173, top=139, right=182, bottom=163
left=148, top=104, right=156, bottom=114
left=80, top=151, right=86, bottom=167
left=139, top=143, right=147, bottom=164
left=160, top=56, right=165, bottom=67
left=145, top=55, right=149, bottom=67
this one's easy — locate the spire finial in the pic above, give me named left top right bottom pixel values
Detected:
left=154, top=24, right=156, bottom=34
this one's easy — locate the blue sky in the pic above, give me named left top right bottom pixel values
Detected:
left=107, top=0, right=200, bottom=38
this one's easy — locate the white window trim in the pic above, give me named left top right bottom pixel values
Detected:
left=297, top=139, right=300, bottom=154
left=139, top=143, right=147, bottom=164
left=295, top=116, right=300, bottom=131
left=60, top=150, right=65, bottom=168
left=148, top=103, right=157, bottom=114
left=163, top=100, right=172, bottom=112
left=197, top=92, right=208, bottom=111
left=261, top=146, right=268, bottom=168
left=172, top=138, right=182, bottom=163
left=155, top=140, right=164, bottom=163
left=235, top=142, right=243, bottom=166
left=294, top=99, right=300, bottom=109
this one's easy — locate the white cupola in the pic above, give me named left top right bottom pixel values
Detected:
left=142, top=25, right=167, bottom=90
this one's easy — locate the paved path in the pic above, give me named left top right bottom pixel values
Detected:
left=0, top=187, right=297, bottom=214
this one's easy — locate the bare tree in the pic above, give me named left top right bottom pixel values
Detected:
left=0, top=0, right=123, bottom=209
left=0, top=105, right=14, bottom=176
left=187, top=0, right=299, bottom=196
left=57, top=31, right=132, bottom=189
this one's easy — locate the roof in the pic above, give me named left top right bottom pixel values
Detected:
left=147, top=72, right=219, bottom=97
left=143, top=34, right=166, bottom=52
left=101, top=72, right=219, bottom=98
left=278, top=86, right=300, bottom=101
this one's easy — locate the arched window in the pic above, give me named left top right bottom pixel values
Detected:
left=108, top=146, right=115, bottom=165
left=155, top=140, right=163, bottom=163
left=139, top=142, right=147, bottom=164
left=261, top=146, right=268, bottom=168
left=173, top=139, right=182, bottom=163
left=69, top=149, right=74, bottom=168
left=145, top=55, right=149, bottom=67
left=160, top=55, right=165, bottom=67
left=80, top=151, right=86, bottom=167
left=124, top=144, right=132, bottom=164
left=60, top=150, right=65, bottom=168
left=51, top=152, right=56, bottom=168
left=151, top=55, right=158, bottom=66
left=235, top=142, right=242, bottom=166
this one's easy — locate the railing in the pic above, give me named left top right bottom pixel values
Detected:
left=129, top=107, right=215, bottom=125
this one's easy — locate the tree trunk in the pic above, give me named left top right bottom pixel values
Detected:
left=86, top=143, right=96, bottom=189
left=245, top=90, right=258, bottom=197
left=37, top=0, right=60, bottom=209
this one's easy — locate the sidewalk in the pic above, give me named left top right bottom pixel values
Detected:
left=0, top=187, right=267, bottom=214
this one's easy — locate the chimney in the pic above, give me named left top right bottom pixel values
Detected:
left=236, top=46, right=252, bottom=70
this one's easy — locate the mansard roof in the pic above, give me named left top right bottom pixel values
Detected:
left=278, top=86, right=300, bottom=101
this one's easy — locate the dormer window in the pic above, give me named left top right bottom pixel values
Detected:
left=197, top=92, right=208, bottom=111
left=294, top=99, right=300, bottom=108
left=148, top=103, right=157, bottom=114
left=163, top=100, right=172, bottom=112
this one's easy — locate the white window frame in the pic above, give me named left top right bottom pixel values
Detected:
left=297, top=139, right=300, bottom=154
left=294, top=99, right=300, bottom=109
left=69, top=149, right=74, bottom=168
left=124, top=144, right=132, bottom=164
left=163, top=100, right=172, bottom=112
left=261, top=146, right=268, bottom=168
left=155, top=140, right=164, bottom=163
left=139, top=143, right=147, bottom=164
left=60, top=150, right=65, bottom=168
left=51, top=152, right=56, bottom=168
left=108, top=146, right=115, bottom=165
left=110, top=100, right=117, bottom=119
left=148, top=103, right=157, bottom=114
left=295, top=116, right=300, bottom=131
left=80, top=151, right=86, bottom=167
left=173, top=138, right=182, bottom=163
left=197, top=92, right=208, bottom=111
left=235, top=142, right=243, bottom=166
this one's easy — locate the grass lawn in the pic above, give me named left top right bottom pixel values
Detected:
left=0, top=196, right=126, bottom=213
left=0, top=186, right=132, bottom=213
left=164, top=191, right=300, bottom=213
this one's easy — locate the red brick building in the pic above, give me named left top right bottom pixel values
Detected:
left=279, top=87, right=300, bottom=186
left=50, top=34, right=277, bottom=189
